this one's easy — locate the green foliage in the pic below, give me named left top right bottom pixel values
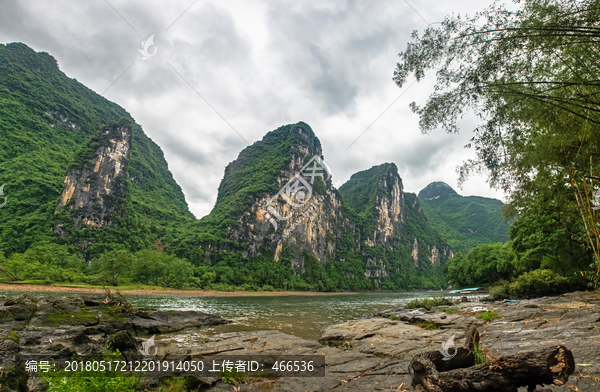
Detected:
left=394, top=0, right=600, bottom=286
left=445, top=242, right=516, bottom=287
left=0, top=330, right=20, bottom=344
left=0, top=242, right=86, bottom=283
left=0, top=43, right=193, bottom=259
left=470, top=343, right=487, bottom=365
left=509, top=194, right=592, bottom=277
left=91, top=250, right=135, bottom=287
left=476, top=311, right=501, bottom=321
left=43, top=350, right=137, bottom=392
left=130, top=250, right=194, bottom=289
left=416, top=320, right=439, bottom=330
left=490, top=269, right=587, bottom=299
left=220, top=368, right=246, bottom=385
left=388, top=314, right=397, bottom=320
left=405, top=297, right=452, bottom=310
left=418, top=182, right=509, bottom=253
left=339, top=163, right=398, bottom=216
left=438, top=307, right=459, bottom=314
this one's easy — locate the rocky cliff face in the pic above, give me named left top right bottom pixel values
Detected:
left=362, top=168, right=405, bottom=246
left=192, top=122, right=451, bottom=288
left=54, top=121, right=132, bottom=232
left=0, top=43, right=192, bottom=257
left=216, top=123, right=350, bottom=273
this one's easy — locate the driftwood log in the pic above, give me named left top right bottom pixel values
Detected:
left=409, top=327, right=575, bottom=392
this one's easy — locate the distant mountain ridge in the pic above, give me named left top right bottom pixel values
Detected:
left=168, top=126, right=452, bottom=290
left=418, top=182, right=509, bottom=253
left=1, top=42, right=464, bottom=291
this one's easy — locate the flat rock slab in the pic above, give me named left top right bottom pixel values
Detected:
left=170, top=292, right=600, bottom=391
left=0, top=295, right=230, bottom=392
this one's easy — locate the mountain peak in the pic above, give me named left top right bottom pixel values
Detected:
left=339, top=163, right=400, bottom=215
left=418, top=181, right=459, bottom=201
left=3, top=42, right=60, bottom=73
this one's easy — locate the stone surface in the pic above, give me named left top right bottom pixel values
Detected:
left=159, top=292, right=600, bottom=391
left=0, top=294, right=230, bottom=392
left=3, top=292, right=600, bottom=391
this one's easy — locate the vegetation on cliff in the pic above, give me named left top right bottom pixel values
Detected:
left=418, top=182, right=509, bottom=254
left=0, top=42, right=193, bottom=259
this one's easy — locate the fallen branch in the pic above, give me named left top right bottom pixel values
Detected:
left=409, top=328, right=575, bottom=392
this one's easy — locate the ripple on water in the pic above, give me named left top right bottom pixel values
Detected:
left=0, top=290, right=487, bottom=341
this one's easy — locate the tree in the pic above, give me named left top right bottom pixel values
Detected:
left=93, top=250, right=135, bottom=286
left=394, top=0, right=600, bottom=286
left=0, top=253, right=35, bottom=281
left=509, top=185, right=592, bottom=275
left=445, top=242, right=516, bottom=287
left=131, top=250, right=164, bottom=285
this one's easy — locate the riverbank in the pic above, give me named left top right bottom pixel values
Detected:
left=3, top=291, right=598, bottom=391
left=0, top=282, right=357, bottom=297
left=163, top=291, right=600, bottom=391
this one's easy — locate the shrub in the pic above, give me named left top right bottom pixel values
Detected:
left=388, top=314, right=397, bottom=320
left=438, top=307, right=459, bottom=314
left=490, top=269, right=587, bottom=299
left=476, top=311, right=501, bottom=321
left=220, top=368, right=246, bottom=384
left=405, top=297, right=453, bottom=310
left=209, top=283, right=236, bottom=292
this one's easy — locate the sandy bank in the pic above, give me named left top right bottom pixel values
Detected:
left=0, top=283, right=356, bottom=297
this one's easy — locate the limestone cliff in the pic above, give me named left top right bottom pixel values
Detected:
left=0, top=43, right=193, bottom=257
left=182, top=122, right=451, bottom=289
left=54, top=121, right=132, bottom=231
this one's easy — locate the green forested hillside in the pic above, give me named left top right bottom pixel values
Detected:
left=338, top=163, right=397, bottom=215
left=0, top=42, right=193, bottom=256
left=418, top=182, right=509, bottom=253
left=0, top=43, right=451, bottom=291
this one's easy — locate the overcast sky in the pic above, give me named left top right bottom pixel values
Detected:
left=0, top=0, right=510, bottom=218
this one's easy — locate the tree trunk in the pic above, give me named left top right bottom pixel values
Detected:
left=409, top=328, right=575, bottom=392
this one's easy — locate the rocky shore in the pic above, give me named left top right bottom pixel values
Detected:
left=1, top=292, right=599, bottom=391
left=0, top=293, right=230, bottom=391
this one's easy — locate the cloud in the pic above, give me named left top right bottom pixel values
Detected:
left=0, top=0, right=507, bottom=218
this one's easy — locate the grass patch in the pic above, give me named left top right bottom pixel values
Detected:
left=0, top=330, right=20, bottom=344
left=476, top=311, right=501, bottom=321
left=220, top=368, right=246, bottom=385
left=470, top=343, right=487, bottom=364
left=388, top=314, right=397, bottom=320
left=438, top=306, right=459, bottom=314
left=405, top=297, right=453, bottom=311
left=43, top=350, right=138, bottom=392
left=416, top=320, right=439, bottom=330
left=43, top=308, right=98, bottom=327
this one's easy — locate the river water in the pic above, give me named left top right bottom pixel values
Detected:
left=0, top=290, right=485, bottom=341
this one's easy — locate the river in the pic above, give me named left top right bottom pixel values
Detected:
left=0, top=290, right=485, bottom=342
